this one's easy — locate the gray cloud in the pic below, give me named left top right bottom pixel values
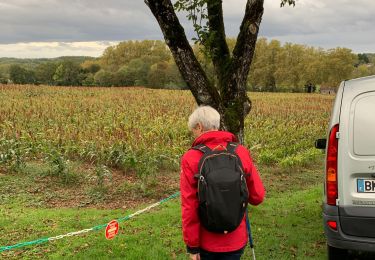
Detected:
left=0, top=0, right=374, bottom=57
left=258, top=0, right=375, bottom=51
left=223, top=0, right=375, bottom=52
left=0, top=0, right=161, bottom=43
left=0, top=41, right=119, bottom=58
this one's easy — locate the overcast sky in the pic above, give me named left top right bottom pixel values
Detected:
left=0, top=0, right=374, bottom=58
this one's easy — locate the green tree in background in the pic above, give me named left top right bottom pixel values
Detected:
left=148, top=61, right=168, bottom=88
left=83, top=63, right=101, bottom=74
left=357, top=53, right=370, bottom=65
left=0, top=71, right=7, bottom=84
left=53, top=60, right=82, bottom=86
left=323, top=48, right=357, bottom=87
left=82, top=73, right=95, bottom=87
left=248, top=38, right=282, bottom=91
left=280, top=43, right=306, bottom=91
left=300, top=47, right=325, bottom=88
left=101, top=40, right=171, bottom=71
left=164, top=60, right=187, bottom=89
left=117, top=58, right=150, bottom=86
left=112, top=69, right=127, bottom=87
left=94, top=70, right=114, bottom=87
left=81, top=60, right=101, bottom=86
left=35, top=62, right=58, bottom=85
left=352, top=64, right=371, bottom=79
left=9, top=65, right=36, bottom=84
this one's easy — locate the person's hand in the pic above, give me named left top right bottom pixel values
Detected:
left=189, top=253, right=200, bottom=260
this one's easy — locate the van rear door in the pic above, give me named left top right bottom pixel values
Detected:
left=338, top=78, right=375, bottom=238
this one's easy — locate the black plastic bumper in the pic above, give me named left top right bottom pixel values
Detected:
left=323, top=203, right=375, bottom=252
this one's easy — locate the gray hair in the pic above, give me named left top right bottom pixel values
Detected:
left=188, top=106, right=221, bottom=131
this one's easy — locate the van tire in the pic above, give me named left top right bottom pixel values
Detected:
left=327, top=245, right=348, bottom=260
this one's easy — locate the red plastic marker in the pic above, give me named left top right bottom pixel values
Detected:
left=105, top=220, right=119, bottom=240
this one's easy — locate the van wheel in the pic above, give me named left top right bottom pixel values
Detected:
left=328, top=245, right=347, bottom=260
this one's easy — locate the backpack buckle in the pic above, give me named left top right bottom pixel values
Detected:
left=195, top=174, right=206, bottom=182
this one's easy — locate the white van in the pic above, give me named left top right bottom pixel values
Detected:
left=316, top=76, right=375, bottom=259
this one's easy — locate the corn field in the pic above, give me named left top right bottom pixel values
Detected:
left=0, top=84, right=334, bottom=176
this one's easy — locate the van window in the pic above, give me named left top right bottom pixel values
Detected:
left=353, top=93, right=375, bottom=156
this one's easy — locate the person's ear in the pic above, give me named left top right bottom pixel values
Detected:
left=196, top=123, right=203, bottom=131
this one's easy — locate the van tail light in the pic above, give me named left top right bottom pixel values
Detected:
left=326, top=124, right=339, bottom=206
left=327, top=220, right=337, bottom=231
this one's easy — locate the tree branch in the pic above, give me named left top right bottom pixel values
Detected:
left=225, top=0, right=264, bottom=112
left=205, top=0, right=231, bottom=92
left=145, top=0, right=221, bottom=108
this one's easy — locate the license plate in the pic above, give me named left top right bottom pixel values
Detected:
left=357, top=179, right=375, bottom=193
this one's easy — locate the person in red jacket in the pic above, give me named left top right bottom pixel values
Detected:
left=180, top=106, right=265, bottom=260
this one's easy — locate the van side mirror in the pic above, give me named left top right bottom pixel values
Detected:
left=315, top=139, right=327, bottom=149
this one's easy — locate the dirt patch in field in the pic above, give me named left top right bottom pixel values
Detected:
left=1, top=158, right=323, bottom=210
left=43, top=169, right=179, bottom=209
left=0, top=161, right=180, bottom=210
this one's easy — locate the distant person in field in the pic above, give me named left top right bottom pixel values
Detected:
left=180, top=106, right=265, bottom=260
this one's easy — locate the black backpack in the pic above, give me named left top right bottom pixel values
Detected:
left=193, top=142, right=249, bottom=234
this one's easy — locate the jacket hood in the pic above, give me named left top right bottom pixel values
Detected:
left=192, top=131, right=238, bottom=147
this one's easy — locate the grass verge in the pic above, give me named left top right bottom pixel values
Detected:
left=0, top=184, right=326, bottom=259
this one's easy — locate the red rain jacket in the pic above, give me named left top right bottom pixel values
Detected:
left=180, top=131, right=265, bottom=253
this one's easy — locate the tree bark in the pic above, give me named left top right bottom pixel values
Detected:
left=206, top=0, right=231, bottom=92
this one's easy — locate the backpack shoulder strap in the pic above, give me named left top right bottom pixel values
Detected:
left=227, top=142, right=246, bottom=173
left=191, top=144, right=212, bottom=154
left=192, top=145, right=212, bottom=176
left=226, top=142, right=239, bottom=154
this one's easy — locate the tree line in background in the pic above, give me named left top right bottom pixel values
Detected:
left=0, top=38, right=374, bottom=92
left=247, top=39, right=375, bottom=92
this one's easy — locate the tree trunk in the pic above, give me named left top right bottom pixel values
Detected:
left=146, top=0, right=265, bottom=144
